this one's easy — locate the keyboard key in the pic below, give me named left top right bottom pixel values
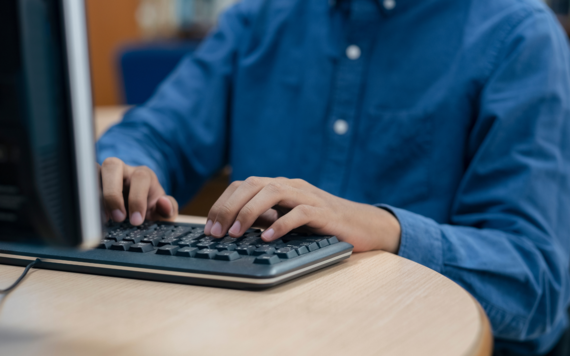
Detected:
left=316, top=239, right=329, bottom=248
left=275, top=247, right=298, bottom=259
left=156, top=245, right=180, bottom=256
left=157, top=238, right=179, bottom=247
left=125, top=225, right=158, bottom=240
left=240, top=236, right=261, bottom=246
left=136, top=223, right=158, bottom=232
left=178, top=240, right=199, bottom=248
left=128, top=243, right=155, bottom=253
left=105, top=221, right=123, bottom=231
left=182, top=231, right=205, bottom=240
left=105, top=227, right=136, bottom=241
left=178, top=236, right=197, bottom=242
left=215, top=251, right=241, bottom=261
left=218, top=236, right=238, bottom=244
left=220, top=235, right=245, bottom=243
left=142, top=237, right=163, bottom=246
left=162, top=226, right=194, bottom=240
left=176, top=247, right=199, bottom=257
left=253, top=246, right=275, bottom=256
left=123, top=235, right=144, bottom=243
left=110, top=241, right=133, bottom=251
left=301, top=242, right=319, bottom=252
left=216, top=243, right=236, bottom=251
left=159, top=237, right=178, bottom=244
left=327, top=236, right=339, bottom=245
left=97, top=239, right=114, bottom=249
left=196, top=249, right=218, bottom=259
left=254, top=254, right=280, bottom=265
left=105, top=235, right=124, bottom=242
left=236, top=245, right=256, bottom=255
left=105, top=232, right=127, bottom=242
left=197, top=241, right=217, bottom=249
left=281, top=233, right=302, bottom=242
left=294, top=246, right=309, bottom=255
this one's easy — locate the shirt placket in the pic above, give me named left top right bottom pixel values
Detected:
left=319, top=0, right=380, bottom=196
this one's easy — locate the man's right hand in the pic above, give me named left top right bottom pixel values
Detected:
left=100, top=157, right=178, bottom=226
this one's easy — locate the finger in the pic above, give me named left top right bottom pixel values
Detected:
left=231, top=183, right=317, bottom=237
left=144, top=179, right=170, bottom=220
left=251, top=209, right=279, bottom=229
left=261, top=205, right=327, bottom=242
left=150, top=196, right=178, bottom=221
left=227, top=182, right=290, bottom=237
left=208, top=177, right=270, bottom=237
left=205, top=180, right=243, bottom=235
left=101, top=157, right=127, bottom=222
left=127, top=167, right=153, bottom=226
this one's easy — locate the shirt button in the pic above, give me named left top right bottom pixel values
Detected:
left=346, top=45, right=361, bottom=60
left=383, top=0, right=396, bottom=10
left=333, top=119, right=349, bottom=135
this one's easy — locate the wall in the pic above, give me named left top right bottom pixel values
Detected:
left=86, top=0, right=141, bottom=106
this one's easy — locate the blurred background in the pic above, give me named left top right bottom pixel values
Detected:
left=87, top=0, right=237, bottom=217
left=86, top=0, right=236, bottom=107
left=87, top=0, right=570, bottom=217
left=547, top=0, right=570, bottom=33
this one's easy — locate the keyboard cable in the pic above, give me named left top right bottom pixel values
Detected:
left=0, top=259, right=41, bottom=294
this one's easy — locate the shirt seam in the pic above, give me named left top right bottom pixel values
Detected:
left=482, top=6, right=542, bottom=82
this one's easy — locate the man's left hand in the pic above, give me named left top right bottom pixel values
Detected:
left=203, top=177, right=401, bottom=253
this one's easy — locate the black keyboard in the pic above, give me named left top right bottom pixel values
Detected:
left=0, top=221, right=353, bottom=289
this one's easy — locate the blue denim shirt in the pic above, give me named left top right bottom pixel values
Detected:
left=97, top=0, right=570, bottom=353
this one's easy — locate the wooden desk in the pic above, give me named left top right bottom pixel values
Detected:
left=0, top=215, right=492, bottom=356
left=94, top=105, right=130, bottom=138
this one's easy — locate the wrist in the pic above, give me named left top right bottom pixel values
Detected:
left=336, top=200, right=401, bottom=253
left=374, top=207, right=401, bottom=253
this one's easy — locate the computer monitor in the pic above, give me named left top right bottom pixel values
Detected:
left=0, top=0, right=102, bottom=248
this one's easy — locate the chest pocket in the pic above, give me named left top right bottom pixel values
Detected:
left=360, top=107, right=433, bottom=207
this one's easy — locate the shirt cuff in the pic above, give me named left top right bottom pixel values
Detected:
left=376, top=204, right=444, bottom=273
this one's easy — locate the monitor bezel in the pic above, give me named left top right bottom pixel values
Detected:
left=61, top=0, right=101, bottom=249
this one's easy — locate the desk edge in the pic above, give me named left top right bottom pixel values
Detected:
left=470, top=296, right=493, bottom=356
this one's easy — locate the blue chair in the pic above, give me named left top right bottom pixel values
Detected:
left=117, top=41, right=201, bottom=105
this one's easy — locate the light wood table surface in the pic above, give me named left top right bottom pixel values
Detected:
left=94, top=105, right=130, bottom=138
left=0, top=107, right=492, bottom=355
left=0, top=215, right=492, bottom=356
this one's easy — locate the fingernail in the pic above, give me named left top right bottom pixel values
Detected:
left=130, top=212, right=143, bottom=225
left=262, top=228, right=275, bottom=241
left=204, top=220, right=213, bottom=235
left=211, top=221, right=222, bottom=236
left=112, top=209, right=125, bottom=222
left=229, top=221, right=241, bottom=235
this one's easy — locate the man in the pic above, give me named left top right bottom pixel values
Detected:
left=97, top=0, right=570, bottom=354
